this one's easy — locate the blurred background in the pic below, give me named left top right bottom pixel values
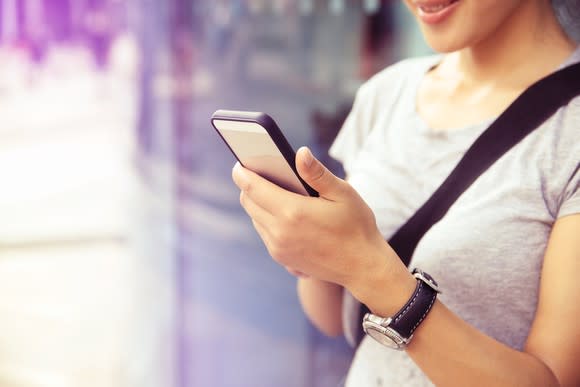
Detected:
left=0, top=1, right=430, bottom=386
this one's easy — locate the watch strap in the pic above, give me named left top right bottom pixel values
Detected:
left=388, top=271, right=438, bottom=339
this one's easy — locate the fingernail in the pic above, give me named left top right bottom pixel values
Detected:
left=233, top=163, right=247, bottom=184
left=301, top=147, right=314, bottom=168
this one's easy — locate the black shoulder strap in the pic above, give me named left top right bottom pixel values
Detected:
left=354, top=61, right=580, bottom=346
left=390, top=61, right=580, bottom=266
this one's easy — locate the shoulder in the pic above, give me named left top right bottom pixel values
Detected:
left=525, top=94, right=580, bottom=218
left=554, top=94, right=580, bottom=174
left=329, top=55, right=440, bottom=172
left=561, top=94, right=580, bottom=121
left=543, top=94, right=580, bottom=152
left=347, top=55, right=440, bottom=131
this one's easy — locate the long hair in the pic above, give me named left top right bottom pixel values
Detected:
left=553, top=0, right=580, bottom=42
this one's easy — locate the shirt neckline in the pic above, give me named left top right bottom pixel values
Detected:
left=410, top=45, right=580, bottom=137
left=411, top=56, right=495, bottom=137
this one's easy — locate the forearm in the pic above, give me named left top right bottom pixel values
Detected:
left=406, top=300, right=559, bottom=387
left=350, top=261, right=559, bottom=387
left=297, top=277, right=343, bottom=337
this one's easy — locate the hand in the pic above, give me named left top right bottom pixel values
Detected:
left=232, top=146, right=404, bottom=296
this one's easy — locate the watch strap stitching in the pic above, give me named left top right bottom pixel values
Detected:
left=409, top=290, right=437, bottom=336
left=393, top=280, right=423, bottom=324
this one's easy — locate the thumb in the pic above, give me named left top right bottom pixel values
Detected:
left=296, top=147, right=345, bottom=200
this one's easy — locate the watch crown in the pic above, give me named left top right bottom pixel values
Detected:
left=364, top=312, right=389, bottom=326
left=412, top=268, right=441, bottom=293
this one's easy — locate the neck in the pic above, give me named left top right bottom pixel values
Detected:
left=451, top=1, right=575, bottom=87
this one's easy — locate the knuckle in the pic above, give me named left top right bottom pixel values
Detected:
left=270, top=227, right=286, bottom=246
left=239, top=191, right=246, bottom=207
left=310, top=164, right=326, bottom=183
left=235, top=177, right=251, bottom=194
left=239, top=190, right=254, bottom=212
left=282, top=206, right=305, bottom=226
left=268, top=233, right=290, bottom=261
left=269, top=245, right=285, bottom=263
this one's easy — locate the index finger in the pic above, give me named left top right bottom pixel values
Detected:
left=232, top=162, right=303, bottom=215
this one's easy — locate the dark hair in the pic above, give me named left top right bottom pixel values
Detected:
left=553, top=0, right=580, bottom=42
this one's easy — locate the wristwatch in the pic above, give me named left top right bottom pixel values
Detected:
left=362, top=268, right=440, bottom=350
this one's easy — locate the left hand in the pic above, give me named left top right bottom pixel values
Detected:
left=232, top=146, right=402, bottom=294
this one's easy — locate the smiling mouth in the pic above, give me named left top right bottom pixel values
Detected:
left=417, top=0, right=460, bottom=14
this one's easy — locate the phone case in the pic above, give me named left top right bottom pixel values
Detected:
left=211, top=109, right=318, bottom=197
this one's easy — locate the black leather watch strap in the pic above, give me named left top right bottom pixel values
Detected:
left=388, top=272, right=438, bottom=339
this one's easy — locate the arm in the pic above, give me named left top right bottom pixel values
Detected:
left=232, top=148, right=580, bottom=386
left=353, top=214, right=580, bottom=387
left=296, top=174, right=359, bottom=338
left=297, top=278, right=343, bottom=337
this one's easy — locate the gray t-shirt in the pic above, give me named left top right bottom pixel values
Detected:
left=329, top=48, right=580, bottom=387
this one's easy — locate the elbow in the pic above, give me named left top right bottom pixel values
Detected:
left=315, top=321, right=343, bottom=338
left=302, top=308, right=344, bottom=338
left=519, top=353, right=562, bottom=387
left=297, top=279, right=344, bottom=338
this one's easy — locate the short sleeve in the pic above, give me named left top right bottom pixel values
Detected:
left=328, top=56, right=440, bottom=175
left=328, top=82, right=376, bottom=175
left=557, top=166, right=580, bottom=218
left=555, top=96, right=580, bottom=219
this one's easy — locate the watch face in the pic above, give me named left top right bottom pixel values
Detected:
left=366, top=326, right=403, bottom=349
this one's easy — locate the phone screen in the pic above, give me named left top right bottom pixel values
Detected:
left=212, top=119, right=309, bottom=196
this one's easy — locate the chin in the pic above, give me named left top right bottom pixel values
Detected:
left=419, top=27, right=472, bottom=53
left=407, top=0, right=526, bottom=54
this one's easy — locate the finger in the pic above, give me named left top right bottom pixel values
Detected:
left=295, top=147, right=345, bottom=201
left=239, top=190, right=276, bottom=228
left=252, top=218, right=273, bottom=246
left=232, top=162, right=301, bottom=215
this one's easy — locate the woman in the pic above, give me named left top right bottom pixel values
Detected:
left=232, top=1, right=580, bottom=385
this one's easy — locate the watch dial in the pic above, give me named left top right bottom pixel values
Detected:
left=367, top=327, right=400, bottom=349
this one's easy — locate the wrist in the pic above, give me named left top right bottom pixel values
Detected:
left=345, top=239, right=417, bottom=317
left=362, top=268, right=440, bottom=350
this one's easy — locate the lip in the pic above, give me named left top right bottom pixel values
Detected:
left=414, top=0, right=461, bottom=25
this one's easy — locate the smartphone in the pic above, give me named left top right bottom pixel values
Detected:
left=211, top=109, right=318, bottom=197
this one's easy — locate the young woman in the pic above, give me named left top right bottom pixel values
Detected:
left=232, top=0, right=580, bottom=385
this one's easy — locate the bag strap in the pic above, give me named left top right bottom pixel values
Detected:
left=354, top=61, right=580, bottom=346
left=389, top=61, right=580, bottom=266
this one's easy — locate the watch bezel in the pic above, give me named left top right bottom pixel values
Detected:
left=362, top=315, right=411, bottom=350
